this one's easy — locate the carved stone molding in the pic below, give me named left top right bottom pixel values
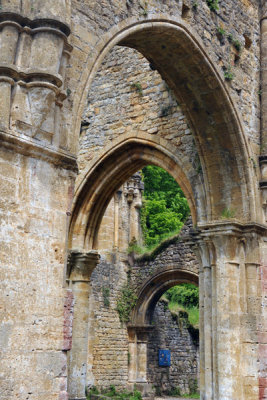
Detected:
left=0, top=11, right=72, bottom=151
left=67, top=250, right=100, bottom=282
left=127, top=325, right=153, bottom=343
left=0, top=129, right=78, bottom=171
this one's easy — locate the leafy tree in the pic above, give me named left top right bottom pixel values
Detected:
left=141, top=165, right=190, bottom=247
left=166, top=284, right=199, bottom=308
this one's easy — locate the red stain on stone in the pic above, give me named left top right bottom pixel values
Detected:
left=63, top=289, right=74, bottom=351
left=59, top=391, right=69, bottom=400
left=259, top=265, right=267, bottom=400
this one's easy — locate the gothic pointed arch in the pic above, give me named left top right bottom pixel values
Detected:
left=70, top=17, right=260, bottom=253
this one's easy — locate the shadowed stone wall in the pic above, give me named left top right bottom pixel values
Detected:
left=147, top=299, right=199, bottom=396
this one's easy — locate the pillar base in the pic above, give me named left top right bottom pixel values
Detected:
left=69, top=398, right=86, bottom=400
left=127, top=382, right=155, bottom=399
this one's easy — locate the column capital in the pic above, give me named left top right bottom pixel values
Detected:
left=196, top=220, right=267, bottom=239
left=127, top=325, right=153, bottom=342
left=188, top=221, right=266, bottom=265
left=67, top=250, right=100, bottom=282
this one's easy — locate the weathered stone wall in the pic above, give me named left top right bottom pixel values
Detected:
left=78, top=45, right=198, bottom=183
left=88, top=216, right=199, bottom=391
left=147, top=300, right=199, bottom=396
left=131, top=220, right=199, bottom=293
left=0, top=147, right=75, bottom=400
left=89, top=258, right=129, bottom=389
left=70, top=0, right=260, bottom=155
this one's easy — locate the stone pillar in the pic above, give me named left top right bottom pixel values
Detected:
left=194, top=240, right=214, bottom=400
left=114, top=190, right=122, bottom=249
left=67, top=250, right=100, bottom=400
left=127, top=326, right=153, bottom=395
left=260, top=3, right=267, bottom=221
left=0, top=6, right=76, bottom=399
left=128, top=327, right=138, bottom=384
left=123, top=173, right=144, bottom=244
left=193, top=222, right=266, bottom=400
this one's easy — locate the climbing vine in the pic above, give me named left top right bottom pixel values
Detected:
left=206, top=0, right=219, bottom=11
left=116, top=284, right=137, bottom=324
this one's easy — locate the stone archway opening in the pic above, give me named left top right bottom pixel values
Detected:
left=147, top=283, right=199, bottom=397
left=71, top=163, right=196, bottom=397
left=128, top=265, right=199, bottom=398
left=67, top=19, right=261, bottom=400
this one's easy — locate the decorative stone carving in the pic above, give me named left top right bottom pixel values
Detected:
left=0, top=12, right=72, bottom=149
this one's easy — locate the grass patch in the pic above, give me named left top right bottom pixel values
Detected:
left=135, top=230, right=182, bottom=263
left=86, top=385, right=142, bottom=400
left=167, top=301, right=199, bottom=328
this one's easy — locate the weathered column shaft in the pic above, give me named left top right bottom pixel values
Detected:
left=261, top=17, right=267, bottom=152
left=260, top=5, right=267, bottom=221
left=203, top=265, right=213, bottom=400
left=198, top=266, right=205, bottom=399
left=136, top=342, right=147, bottom=382
left=128, top=341, right=138, bottom=382
left=194, top=223, right=265, bottom=400
left=67, top=251, right=100, bottom=400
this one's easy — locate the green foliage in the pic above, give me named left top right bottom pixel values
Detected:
left=140, top=1, right=148, bottom=17
left=166, top=387, right=181, bottom=396
left=189, top=379, right=199, bottom=396
left=116, top=284, right=137, bottom=323
left=86, top=386, right=99, bottom=399
left=183, top=393, right=200, bottom=399
left=141, top=166, right=190, bottom=248
left=221, top=207, right=236, bottom=218
left=160, top=105, right=172, bottom=117
left=86, top=385, right=142, bottom=400
left=206, top=0, right=219, bottom=11
left=131, top=82, right=143, bottom=96
left=102, top=287, right=110, bottom=308
left=232, top=39, right=241, bottom=52
left=227, top=33, right=233, bottom=43
left=216, top=26, right=225, bottom=36
left=192, top=2, right=198, bottom=10
left=224, top=66, right=234, bottom=81
left=127, top=238, right=144, bottom=255
left=136, top=234, right=180, bottom=263
left=165, top=284, right=199, bottom=308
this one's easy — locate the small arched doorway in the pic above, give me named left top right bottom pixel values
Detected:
left=128, top=267, right=199, bottom=396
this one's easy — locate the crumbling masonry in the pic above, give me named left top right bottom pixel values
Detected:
left=0, top=1, right=267, bottom=400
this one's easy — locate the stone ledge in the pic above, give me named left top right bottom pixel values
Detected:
left=0, top=11, right=71, bottom=35
left=0, top=129, right=78, bottom=171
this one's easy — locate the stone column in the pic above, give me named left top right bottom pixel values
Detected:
left=194, top=240, right=214, bottom=400
left=114, top=190, right=122, bottom=249
left=260, top=3, right=267, bottom=220
left=128, top=327, right=138, bottom=385
left=123, top=173, right=144, bottom=244
left=193, top=222, right=266, bottom=400
left=127, top=325, right=153, bottom=395
left=67, top=250, right=100, bottom=400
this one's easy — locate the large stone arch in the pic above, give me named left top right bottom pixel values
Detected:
left=66, top=19, right=264, bottom=400
left=69, top=134, right=201, bottom=250
left=70, top=17, right=259, bottom=236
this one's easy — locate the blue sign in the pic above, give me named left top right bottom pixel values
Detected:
left=158, top=349, right=171, bottom=367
